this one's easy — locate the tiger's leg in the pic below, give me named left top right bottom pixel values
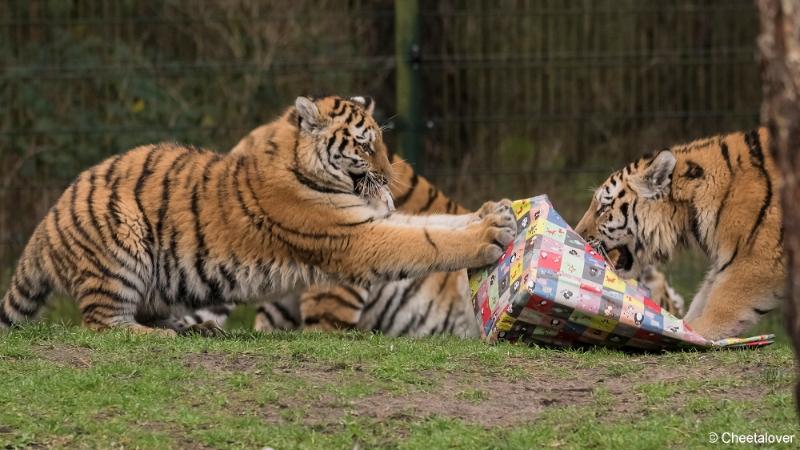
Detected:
left=77, top=276, right=176, bottom=337
left=254, top=294, right=302, bottom=332
left=335, top=200, right=516, bottom=283
left=387, top=213, right=478, bottom=228
left=385, top=199, right=505, bottom=228
left=687, top=268, right=782, bottom=340
left=299, top=285, right=368, bottom=331
left=0, top=246, right=52, bottom=329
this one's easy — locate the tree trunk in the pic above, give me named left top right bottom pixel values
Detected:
left=756, top=0, right=800, bottom=418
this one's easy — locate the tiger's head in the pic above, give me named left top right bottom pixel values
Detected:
left=575, top=150, right=693, bottom=279
left=293, top=95, right=393, bottom=203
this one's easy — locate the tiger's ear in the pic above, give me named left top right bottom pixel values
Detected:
left=294, top=96, right=325, bottom=133
left=350, top=96, right=375, bottom=115
left=632, top=150, right=676, bottom=199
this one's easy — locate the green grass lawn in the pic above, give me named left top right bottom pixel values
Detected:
left=0, top=324, right=796, bottom=450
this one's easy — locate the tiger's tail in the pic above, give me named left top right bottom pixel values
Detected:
left=1, top=231, right=52, bottom=328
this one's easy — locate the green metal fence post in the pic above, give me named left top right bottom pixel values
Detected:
left=395, top=0, right=422, bottom=171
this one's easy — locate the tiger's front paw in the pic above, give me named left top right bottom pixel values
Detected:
left=687, top=317, right=733, bottom=342
left=182, top=320, right=227, bottom=337
left=689, top=312, right=757, bottom=342
left=476, top=199, right=514, bottom=219
left=476, top=199, right=517, bottom=264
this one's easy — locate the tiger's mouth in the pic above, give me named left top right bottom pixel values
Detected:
left=350, top=172, right=367, bottom=192
left=606, top=245, right=634, bottom=272
left=350, top=171, right=392, bottom=207
left=590, top=239, right=635, bottom=273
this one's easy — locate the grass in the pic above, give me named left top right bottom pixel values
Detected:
left=0, top=324, right=796, bottom=449
left=0, top=253, right=796, bottom=449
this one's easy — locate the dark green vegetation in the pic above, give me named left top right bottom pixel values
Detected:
left=1, top=0, right=762, bottom=272
left=0, top=325, right=795, bottom=449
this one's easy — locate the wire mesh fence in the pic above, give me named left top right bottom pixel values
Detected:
left=1, top=0, right=761, bottom=300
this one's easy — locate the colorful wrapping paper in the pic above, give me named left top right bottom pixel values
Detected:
left=468, top=195, right=774, bottom=351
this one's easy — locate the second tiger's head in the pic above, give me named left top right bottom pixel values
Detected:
left=293, top=95, right=393, bottom=202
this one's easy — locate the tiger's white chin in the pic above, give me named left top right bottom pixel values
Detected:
left=363, top=184, right=395, bottom=213
left=379, top=186, right=395, bottom=211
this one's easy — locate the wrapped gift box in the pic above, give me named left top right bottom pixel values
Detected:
left=468, top=195, right=773, bottom=350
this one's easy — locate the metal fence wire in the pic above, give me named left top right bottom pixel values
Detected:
left=1, top=0, right=760, bottom=297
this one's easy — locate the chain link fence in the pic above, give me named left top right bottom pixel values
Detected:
left=1, top=0, right=761, bottom=303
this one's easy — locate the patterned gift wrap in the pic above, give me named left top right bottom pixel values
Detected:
left=468, top=195, right=774, bottom=351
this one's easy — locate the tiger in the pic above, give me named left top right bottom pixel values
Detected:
left=575, top=128, right=782, bottom=340
left=0, top=95, right=518, bottom=335
left=179, top=141, right=683, bottom=336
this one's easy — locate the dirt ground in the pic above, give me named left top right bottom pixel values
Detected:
left=179, top=351, right=772, bottom=428
left=8, top=334, right=791, bottom=448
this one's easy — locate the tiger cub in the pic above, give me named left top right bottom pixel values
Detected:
left=575, top=128, right=782, bottom=340
left=0, top=96, right=517, bottom=335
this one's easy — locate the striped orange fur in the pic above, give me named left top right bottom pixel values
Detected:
left=253, top=154, right=479, bottom=336
left=576, top=128, right=783, bottom=340
left=1, top=96, right=517, bottom=335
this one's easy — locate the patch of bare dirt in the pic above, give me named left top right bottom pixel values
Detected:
left=183, top=351, right=260, bottom=373
left=350, top=376, right=598, bottom=427
left=242, top=358, right=607, bottom=427
left=34, top=344, right=93, bottom=368
left=181, top=352, right=781, bottom=428
left=135, top=420, right=216, bottom=450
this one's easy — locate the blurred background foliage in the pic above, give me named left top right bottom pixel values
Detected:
left=1, top=0, right=776, bottom=334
